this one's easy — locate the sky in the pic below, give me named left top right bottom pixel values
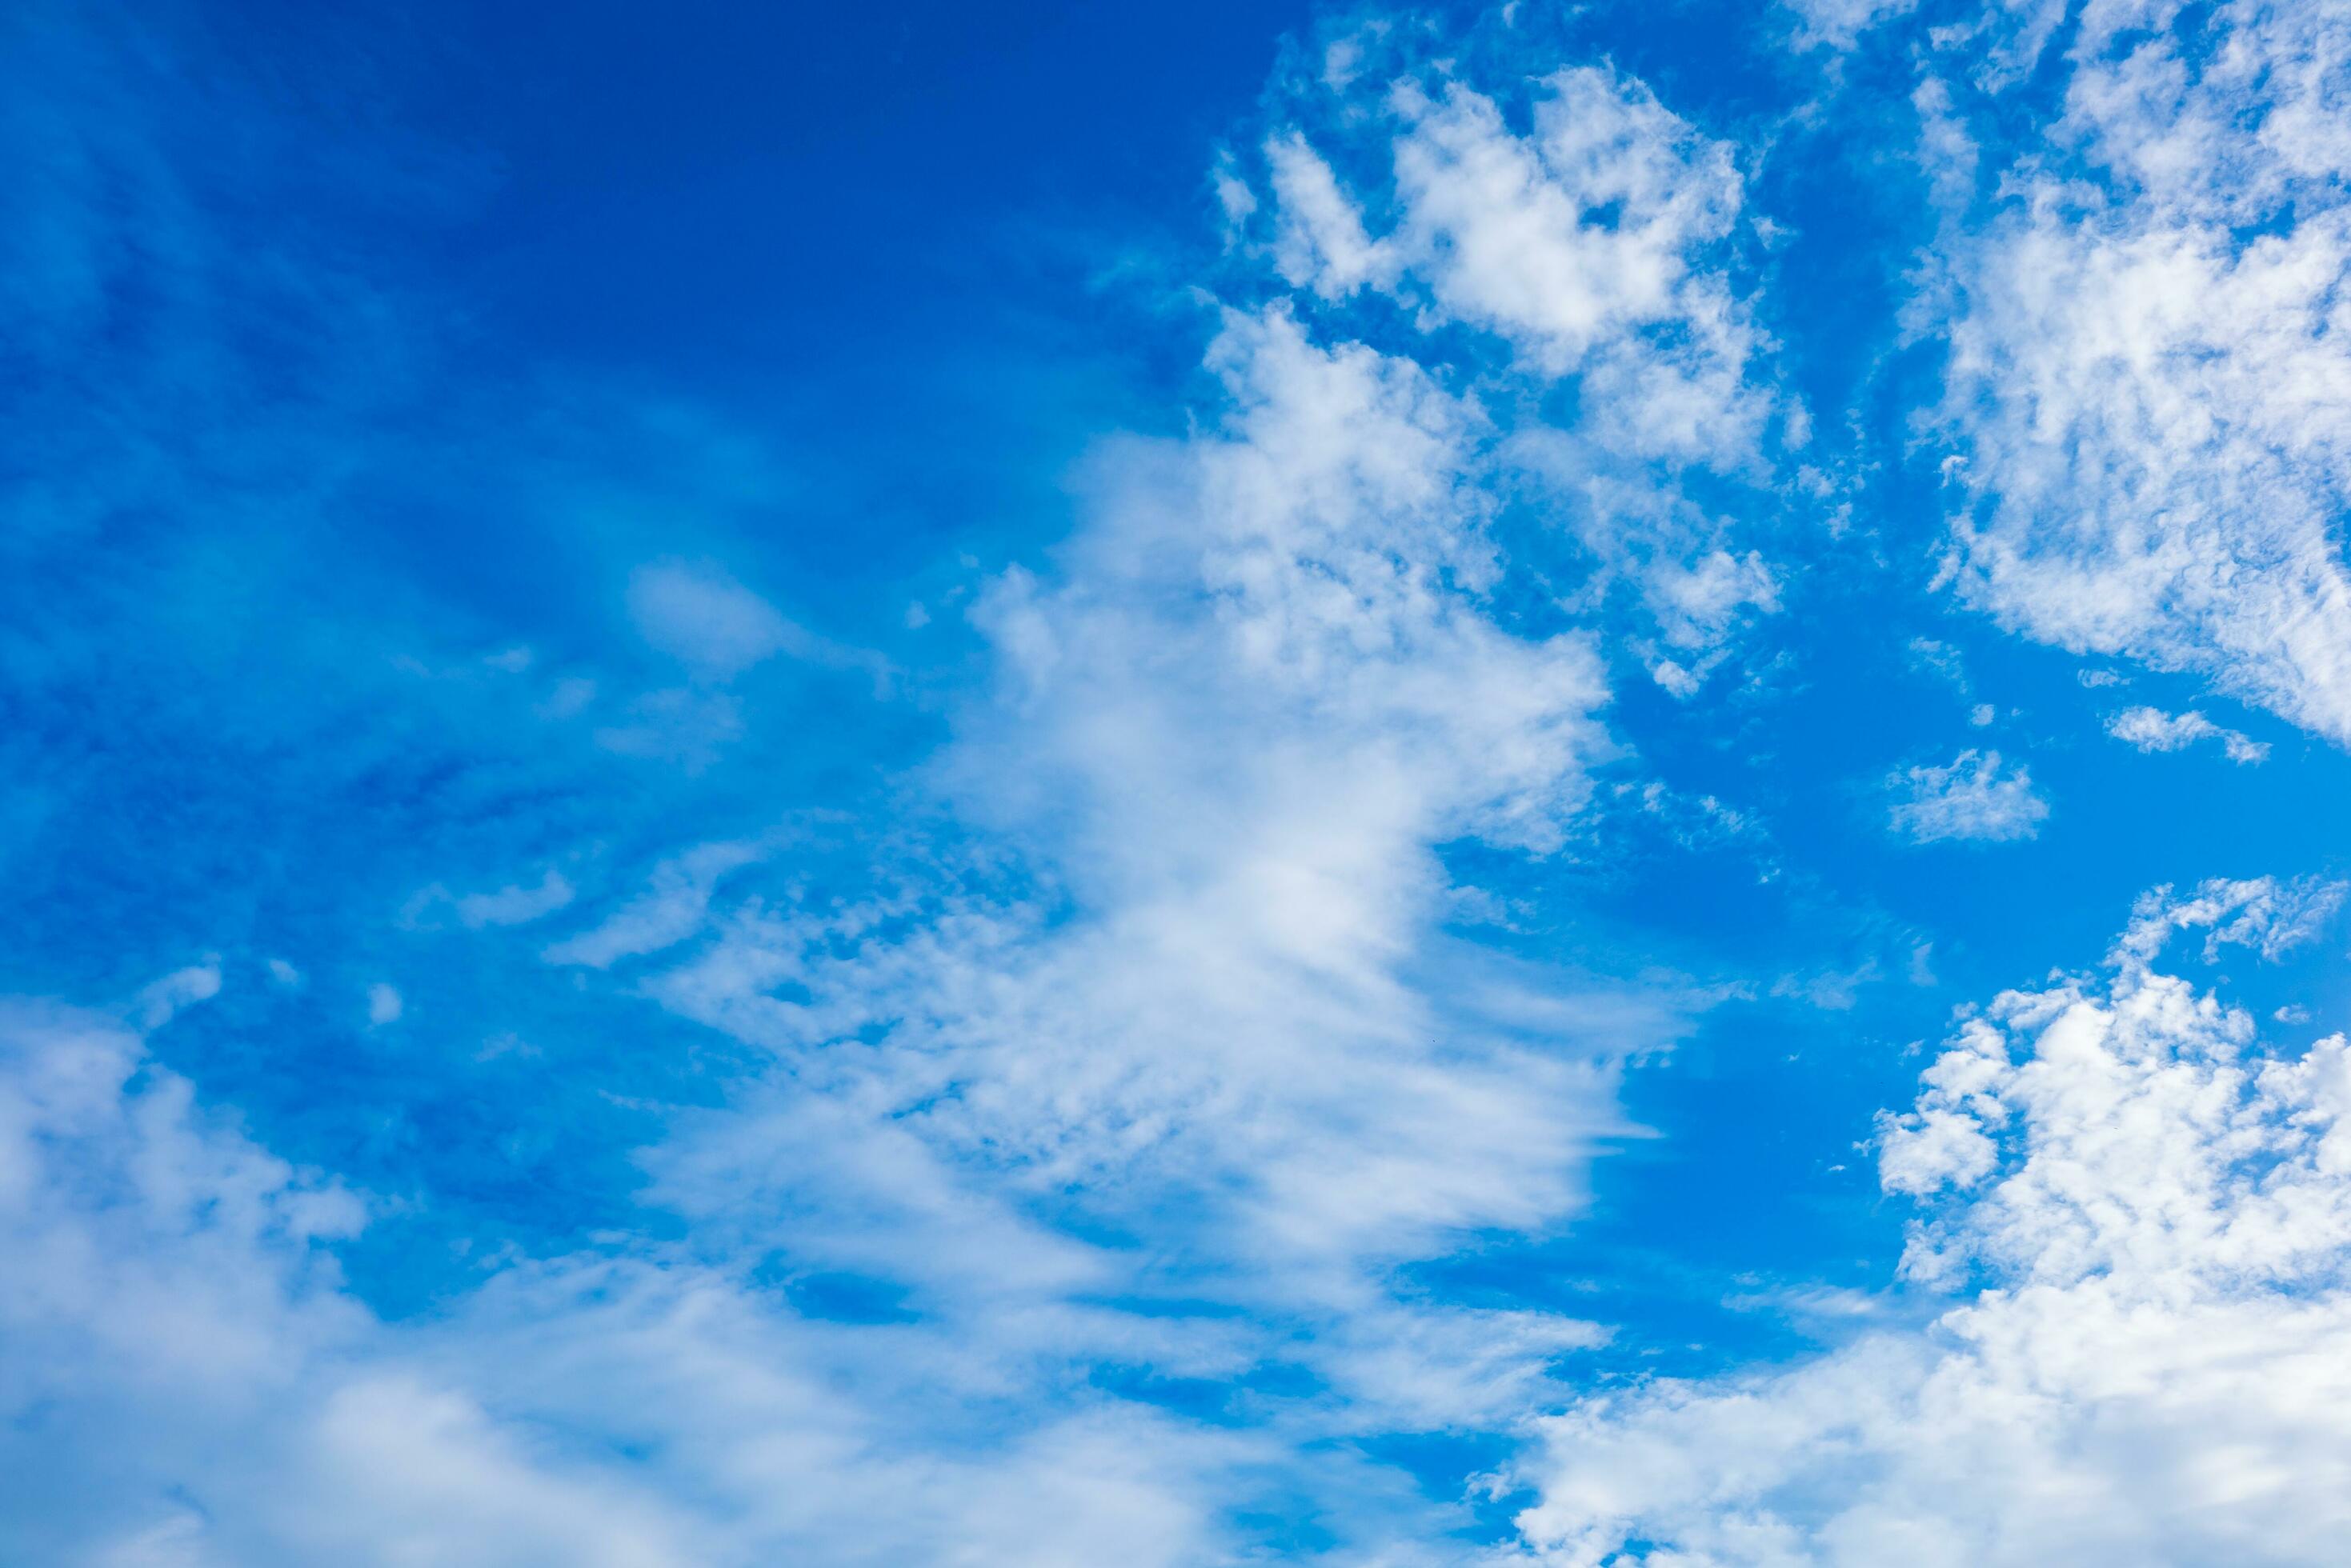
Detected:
left=10, top=0, right=2351, bottom=1562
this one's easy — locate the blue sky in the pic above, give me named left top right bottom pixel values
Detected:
left=13, top=0, right=2351, bottom=1562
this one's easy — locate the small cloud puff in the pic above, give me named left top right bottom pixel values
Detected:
left=2107, top=705, right=2269, bottom=764
left=366, top=983, right=403, bottom=1026
left=627, top=562, right=801, bottom=678
left=401, top=870, right=576, bottom=931
left=455, top=870, right=575, bottom=929
left=1905, top=636, right=1969, bottom=694
left=1884, top=748, right=2047, bottom=844
left=135, top=962, right=222, bottom=1030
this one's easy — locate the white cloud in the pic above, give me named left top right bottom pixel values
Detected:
left=2108, top=704, right=2269, bottom=764
left=364, top=984, right=401, bottom=1026
left=1243, top=50, right=1787, bottom=690
left=626, top=562, right=799, bottom=678
left=1381, top=66, right=1752, bottom=413
left=454, top=870, right=575, bottom=928
left=641, top=306, right=1638, bottom=1277
left=402, top=870, right=577, bottom=930
left=625, top=562, right=890, bottom=693
left=1905, top=635, right=1968, bottom=694
left=2113, top=874, right=2346, bottom=967
left=1507, top=878, right=2351, bottom=1566
left=541, top=841, right=763, bottom=969
left=1936, top=1, right=2351, bottom=744
left=0, top=987, right=1310, bottom=1565
left=1265, top=130, right=1387, bottom=298
left=1884, top=748, right=2047, bottom=843
left=134, top=963, right=221, bottom=1030
left=1780, top=0, right=1919, bottom=48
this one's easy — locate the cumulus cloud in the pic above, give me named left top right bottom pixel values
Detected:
left=1242, top=43, right=1788, bottom=690
left=1935, top=0, right=2351, bottom=743
left=1507, top=878, right=2351, bottom=1565
left=2107, top=704, right=2269, bottom=764
left=1884, top=748, right=2047, bottom=844
left=363, top=983, right=401, bottom=1026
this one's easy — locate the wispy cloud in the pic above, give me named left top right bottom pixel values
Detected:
left=1884, top=748, right=2047, bottom=844
left=2107, top=704, right=2270, bottom=765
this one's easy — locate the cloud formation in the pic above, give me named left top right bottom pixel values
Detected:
left=20, top=0, right=2351, bottom=1560
left=1509, top=878, right=2351, bottom=1565
left=1884, top=749, right=2047, bottom=844
left=1244, top=39, right=1789, bottom=693
left=1935, top=0, right=2351, bottom=744
left=2108, top=705, right=2270, bottom=766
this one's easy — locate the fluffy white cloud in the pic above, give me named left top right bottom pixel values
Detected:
left=1936, top=1, right=2351, bottom=742
left=1506, top=878, right=2351, bottom=1566
left=640, top=306, right=1640, bottom=1280
left=2107, top=704, right=2270, bottom=764
left=1884, top=748, right=2047, bottom=844
left=1382, top=67, right=1754, bottom=422
left=1261, top=56, right=1769, bottom=463
left=1246, top=47, right=1786, bottom=690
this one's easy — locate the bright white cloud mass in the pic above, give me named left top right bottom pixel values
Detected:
left=1510, top=879, right=2351, bottom=1566
left=9, top=0, right=2351, bottom=1562
left=1934, top=0, right=2351, bottom=742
